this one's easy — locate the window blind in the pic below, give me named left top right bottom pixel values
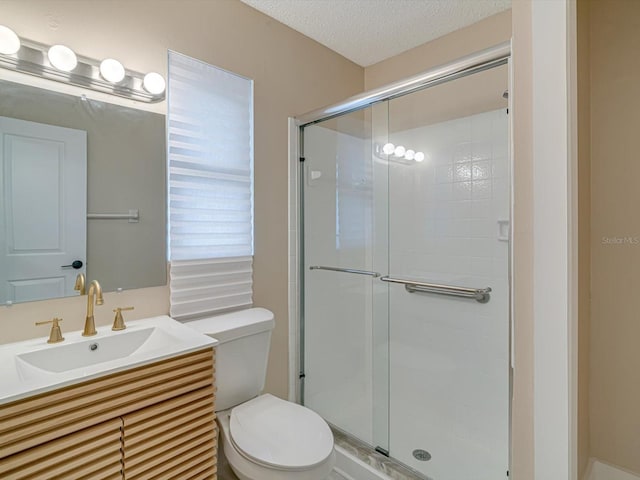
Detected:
left=168, top=51, right=254, bottom=319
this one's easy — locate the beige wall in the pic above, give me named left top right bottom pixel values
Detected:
left=588, top=0, right=640, bottom=473
left=511, top=1, right=535, bottom=478
left=386, top=64, right=508, bottom=132
left=365, top=10, right=512, bottom=90
left=577, top=0, right=591, bottom=476
left=0, top=0, right=364, bottom=399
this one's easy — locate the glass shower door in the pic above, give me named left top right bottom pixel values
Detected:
left=302, top=104, right=390, bottom=452
left=385, top=66, right=510, bottom=479
left=301, top=60, right=511, bottom=480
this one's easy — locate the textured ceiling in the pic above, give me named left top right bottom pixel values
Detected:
left=239, top=0, right=511, bottom=67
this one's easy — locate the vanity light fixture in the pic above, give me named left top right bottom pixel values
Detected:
left=0, top=26, right=165, bottom=103
left=394, top=145, right=406, bottom=158
left=0, top=25, right=20, bottom=55
left=143, top=72, right=166, bottom=95
left=375, top=142, right=425, bottom=165
left=99, top=58, right=126, bottom=83
left=48, top=44, right=78, bottom=72
left=382, top=142, right=395, bottom=155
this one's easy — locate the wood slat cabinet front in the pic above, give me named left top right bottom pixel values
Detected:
left=0, top=418, right=122, bottom=480
left=0, top=348, right=217, bottom=480
left=122, top=386, right=217, bottom=480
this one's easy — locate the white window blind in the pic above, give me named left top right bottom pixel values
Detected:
left=168, top=51, right=254, bottom=319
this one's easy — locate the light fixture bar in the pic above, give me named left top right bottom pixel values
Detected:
left=374, top=143, right=425, bottom=165
left=0, top=38, right=164, bottom=103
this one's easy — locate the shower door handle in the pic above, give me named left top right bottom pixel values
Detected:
left=380, top=276, right=491, bottom=303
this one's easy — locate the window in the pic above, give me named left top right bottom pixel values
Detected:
left=167, top=51, right=254, bottom=319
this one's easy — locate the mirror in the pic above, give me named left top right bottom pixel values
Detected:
left=0, top=78, right=166, bottom=304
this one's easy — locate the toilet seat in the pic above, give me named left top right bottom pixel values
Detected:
left=229, top=394, right=334, bottom=470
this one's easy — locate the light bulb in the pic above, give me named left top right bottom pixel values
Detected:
left=48, top=44, right=77, bottom=72
left=0, top=25, right=20, bottom=55
left=404, top=149, right=415, bottom=161
left=382, top=143, right=395, bottom=155
left=100, top=58, right=125, bottom=83
left=414, top=152, right=425, bottom=162
left=394, top=145, right=406, bottom=158
left=143, top=72, right=165, bottom=95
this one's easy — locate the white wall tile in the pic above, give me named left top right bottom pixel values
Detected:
left=453, top=181, right=473, bottom=200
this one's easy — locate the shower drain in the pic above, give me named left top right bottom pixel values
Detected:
left=412, top=449, right=432, bottom=461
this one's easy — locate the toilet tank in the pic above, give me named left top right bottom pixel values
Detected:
left=185, top=308, right=275, bottom=411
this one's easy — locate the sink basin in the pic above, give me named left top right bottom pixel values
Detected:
left=0, top=315, right=217, bottom=404
left=18, top=326, right=176, bottom=373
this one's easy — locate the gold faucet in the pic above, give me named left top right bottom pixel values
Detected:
left=35, top=318, right=65, bottom=343
left=82, top=280, right=104, bottom=336
left=74, top=273, right=86, bottom=295
left=112, top=306, right=134, bottom=331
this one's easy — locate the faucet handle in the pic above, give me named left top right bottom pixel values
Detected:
left=35, top=318, right=64, bottom=344
left=112, top=306, right=134, bottom=331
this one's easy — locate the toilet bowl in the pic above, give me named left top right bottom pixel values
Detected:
left=218, top=394, right=335, bottom=480
left=186, top=308, right=335, bottom=480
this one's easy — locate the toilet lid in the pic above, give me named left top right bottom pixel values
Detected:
left=230, top=394, right=334, bottom=470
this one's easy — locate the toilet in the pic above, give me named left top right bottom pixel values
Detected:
left=186, top=307, right=335, bottom=480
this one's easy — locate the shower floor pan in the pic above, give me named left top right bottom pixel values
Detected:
left=330, top=425, right=431, bottom=480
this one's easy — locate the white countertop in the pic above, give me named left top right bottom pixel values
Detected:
left=0, top=315, right=218, bottom=405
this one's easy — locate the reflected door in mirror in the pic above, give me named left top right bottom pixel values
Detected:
left=0, top=116, right=86, bottom=303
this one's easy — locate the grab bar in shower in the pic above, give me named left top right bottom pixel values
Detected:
left=380, top=276, right=491, bottom=303
left=309, top=266, right=381, bottom=277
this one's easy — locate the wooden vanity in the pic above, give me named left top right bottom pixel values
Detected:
left=0, top=348, right=217, bottom=479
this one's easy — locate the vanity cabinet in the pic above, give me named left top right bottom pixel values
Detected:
left=0, top=348, right=217, bottom=479
left=122, top=386, right=217, bottom=479
left=0, top=418, right=122, bottom=479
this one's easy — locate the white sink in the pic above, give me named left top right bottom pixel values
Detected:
left=18, top=326, right=175, bottom=373
left=0, top=315, right=217, bottom=404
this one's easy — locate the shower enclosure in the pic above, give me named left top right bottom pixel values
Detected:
left=295, top=43, right=511, bottom=480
